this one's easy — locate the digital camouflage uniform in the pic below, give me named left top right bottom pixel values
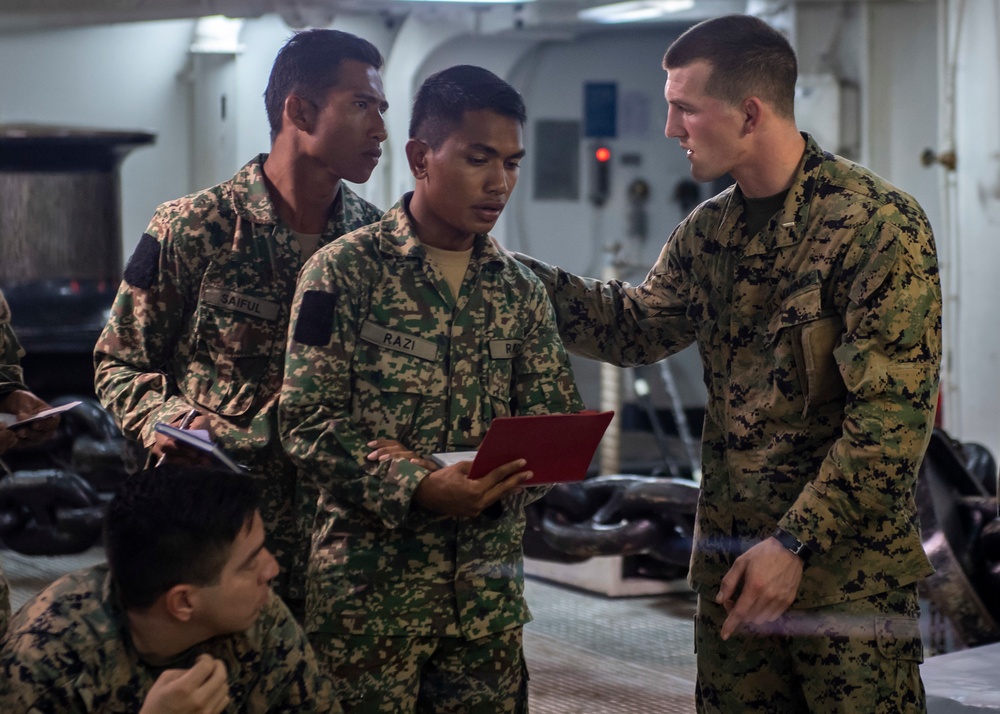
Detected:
left=518, top=135, right=941, bottom=712
left=94, top=156, right=381, bottom=608
left=0, top=288, right=30, bottom=636
left=280, top=195, right=583, bottom=712
left=0, top=563, right=338, bottom=713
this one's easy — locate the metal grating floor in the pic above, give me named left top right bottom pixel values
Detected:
left=3, top=547, right=698, bottom=712
left=524, top=577, right=698, bottom=713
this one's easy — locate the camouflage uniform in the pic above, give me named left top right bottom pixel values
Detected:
left=518, top=135, right=941, bottom=711
left=94, top=156, right=381, bottom=609
left=0, top=563, right=338, bottom=713
left=280, top=195, right=583, bottom=711
left=0, top=560, right=6, bottom=638
left=0, top=289, right=30, bottom=636
left=0, top=289, right=28, bottom=400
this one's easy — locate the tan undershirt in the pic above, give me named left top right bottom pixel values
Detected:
left=421, top=243, right=473, bottom=301
left=291, top=231, right=322, bottom=261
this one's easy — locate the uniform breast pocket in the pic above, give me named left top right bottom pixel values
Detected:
left=182, top=304, right=275, bottom=417
left=767, top=284, right=846, bottom=416
left=485, top=343, right=515, bottom=421
left=356, top=344, right=439, bottom=440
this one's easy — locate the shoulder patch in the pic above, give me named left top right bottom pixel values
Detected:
left=123, top=233, right=161, bottom=289
left=294, top=290, right=337, bottom=347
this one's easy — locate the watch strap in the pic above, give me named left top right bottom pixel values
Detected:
left=771, top=527, right=811, bottom=563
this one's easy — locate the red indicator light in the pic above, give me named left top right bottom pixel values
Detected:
left=595, top=147, right=611, bottom=163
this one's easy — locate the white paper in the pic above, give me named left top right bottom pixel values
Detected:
left=4, top=400, right=82, bottom=429
left=430, top=450, right=478, bottom=468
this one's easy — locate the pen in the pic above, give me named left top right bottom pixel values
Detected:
left=156, top=408, right=200, bottom=466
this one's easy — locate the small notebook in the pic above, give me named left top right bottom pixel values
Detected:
left=154, top=422, right=245, bottom=474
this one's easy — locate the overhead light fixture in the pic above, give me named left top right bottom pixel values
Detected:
left=189, top=15, right=244, bottom=54
left=578, top=0, right=695, bottom=24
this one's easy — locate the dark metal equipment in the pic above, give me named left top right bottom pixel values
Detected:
left=0, top=124, right=155, bottom=397
left=0, top=125, right=153, bottom=556
left=0, top=397, right=138, bottom=555
left=525, top=427, right=1000, bottom=649
left=525, top=475, right=699, bottom=581
left=916, top=429, right=1000, bottom=647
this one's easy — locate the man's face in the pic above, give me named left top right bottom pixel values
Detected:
left=195, top=512, right=279, bottom=635
left=306, top=59, right=388, bottom=185
left=664, top=60, right=747, bottom=183
left=413, top=109, right=524, bottom=248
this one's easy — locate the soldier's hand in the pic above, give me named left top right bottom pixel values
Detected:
left=151, top=413, right=214, bottom=466
left=366, top=438, right=436, bottom=470
left=716, top=537, right=804, bottom=641
left=0, top=424, right=16, bottom=454
left=140, top=654, right=230, bottom=714
left=413, top=458, right=531, bottom=518
left=0, top=390, right=59, bottom=448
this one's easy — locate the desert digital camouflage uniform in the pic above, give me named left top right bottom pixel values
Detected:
left=0, top=563, right=338, bottom=713
left=518, top=134, right=941, bottom=711
left=280, top=195, right=583, bottom=710
left=0, top=288, right=30, bottom=636
left=94, top=156, right=381, bottom=608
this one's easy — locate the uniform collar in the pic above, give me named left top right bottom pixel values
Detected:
left=230, top=154, right=279, bottom=225
left=230, top=154, right=346, bottom=234
left=375, top=193, right=506, bottom=267
left=716, top=133, right=827, bottom=256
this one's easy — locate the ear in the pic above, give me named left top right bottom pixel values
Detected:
left=164, top=584, right=197, bottom=623
left=405, top=138, right=430, bottom=180
left=741, top=97, right=763, bottom=135
left=284, top=94, right=316, bottom=134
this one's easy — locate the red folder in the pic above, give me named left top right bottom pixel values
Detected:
left=468, top=410, right=614, bottom=485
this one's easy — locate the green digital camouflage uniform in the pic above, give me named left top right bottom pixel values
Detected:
left=0, top=563, right=338, bottom=713
left=518, top=135, right=941, bottom=712
left=94, top=156, right=381, bottom=608
left=0, top=288, right=30, bottom=636
left=280, top=195, right=583, bottom=711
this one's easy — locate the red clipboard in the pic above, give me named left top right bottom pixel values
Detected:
left=467, top=410, right=614, bottom=485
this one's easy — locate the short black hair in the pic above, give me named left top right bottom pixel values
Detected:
left=264, top=28, right=383, bottom=143
left=663, top=14, right=797, bottom=119
left=104, top=465, right=261, bottom=610
left=409, top=65, right=526, bottom=149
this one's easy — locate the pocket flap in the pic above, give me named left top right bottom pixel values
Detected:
left=767, top=283, right=823, bottom=344
left=875, top=617, right=924, bottom=663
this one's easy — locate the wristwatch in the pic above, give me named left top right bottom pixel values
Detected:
left=771, top=527, right=812, bottom=564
